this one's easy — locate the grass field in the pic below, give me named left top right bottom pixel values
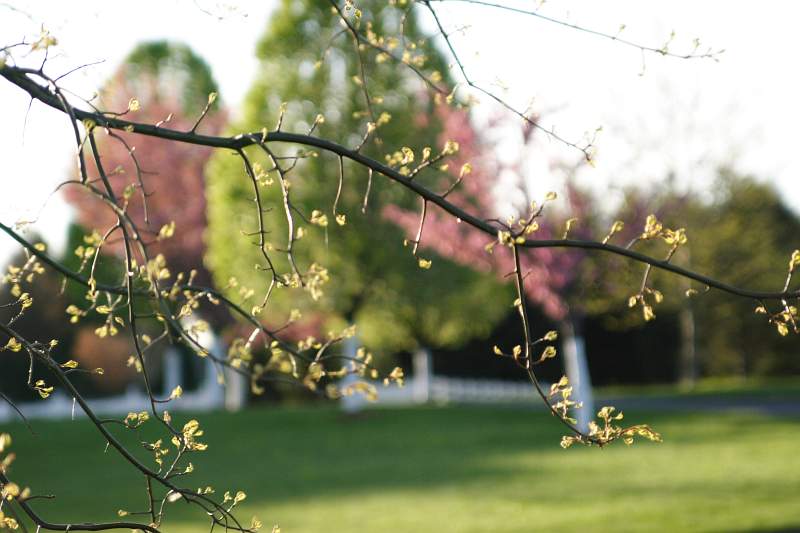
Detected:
left=3, top=402, right=800, bottom=532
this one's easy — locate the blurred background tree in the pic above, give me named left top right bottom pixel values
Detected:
left=682, top=171, right=800, bottom=377
left=205, top=0, right=510, bottom=361
left=394, top=111, right=800, bottom=392
left=388, top=112, right=625, bottom=426
left=0, top=237, right=74, bottom=401
left=64, top=40, right=226, bottom=298
left=0, top=230, right=142, bottom=399
left=580, top=170, right=800, bottom=385
left=54, top=41, right=229, bottom=396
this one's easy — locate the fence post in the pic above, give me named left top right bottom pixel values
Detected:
left=214, top=326, right=247, bottom=413
left=224, top=360, right=247, bottom=412
left=340, top=336, right=366, bottom=414
left=0, top=397, right=10, bottom=423
left=562, top=318, right=593, bottom=431
left=412, top=347, right=432, bottom=404
left=163, top=347, right=182, bottom=399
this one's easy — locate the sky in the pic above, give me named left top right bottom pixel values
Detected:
left=1, top=0, right=799, bottom=260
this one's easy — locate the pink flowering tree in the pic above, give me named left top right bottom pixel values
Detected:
left=64, top=41, right=226, bottom=295
left=386, top=106, right=602, bottom=427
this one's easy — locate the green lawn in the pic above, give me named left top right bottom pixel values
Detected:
left=596, top=376, right=800, bottom=398
left=3, top=404, right=799, bottom=532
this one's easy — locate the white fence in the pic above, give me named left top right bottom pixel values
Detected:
left=366, top=375, right=540, bottom=406
left=0, top=327, right=247, bottom=423
left=1, top=343, right=545, bottom=423
left=342, top=348, right=543, bottom=412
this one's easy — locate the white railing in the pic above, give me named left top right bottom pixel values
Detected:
left=0, top=324, right=247, bottom=423
left=342, top=348, right=544, bottom=412
left=1, top=343, right=546, bottom=423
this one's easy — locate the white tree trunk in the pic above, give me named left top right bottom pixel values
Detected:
left=561, top=317, right=593, bottom=432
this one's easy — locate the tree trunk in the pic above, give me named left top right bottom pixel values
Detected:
left=561, top=314, right=593, bottom=432
left=679, top=249, right=698, bottom=388
left=679, top=302, right=697, bottom=388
